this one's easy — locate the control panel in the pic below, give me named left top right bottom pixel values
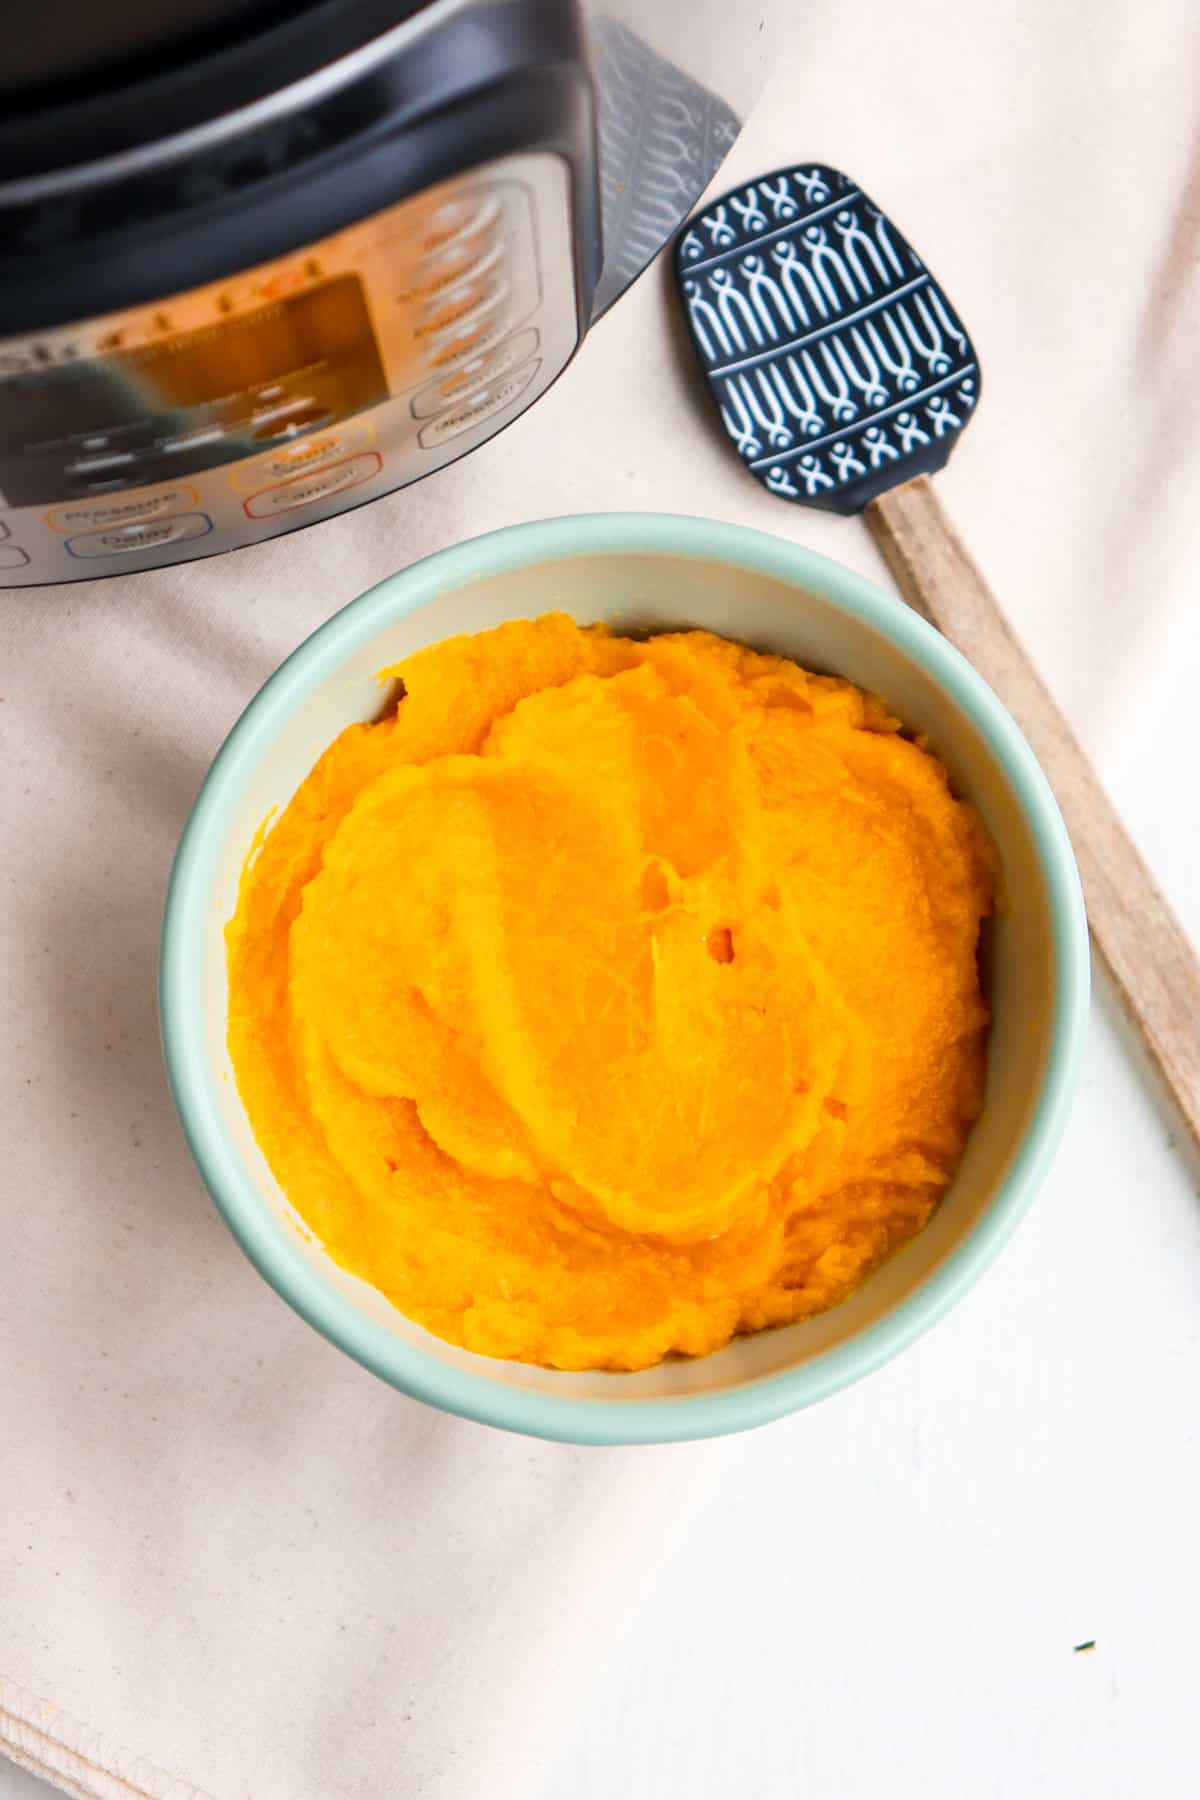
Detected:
left=0, top=152, right=579, bottom=585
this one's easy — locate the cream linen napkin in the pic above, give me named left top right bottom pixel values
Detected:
left=5, top=2, right=1200, bottom=1796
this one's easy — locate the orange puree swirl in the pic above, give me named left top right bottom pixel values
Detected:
left=226, top=615, right=994, bottom=1370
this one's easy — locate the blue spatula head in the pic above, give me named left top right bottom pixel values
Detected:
left=674, top=164, right=979, bottom=516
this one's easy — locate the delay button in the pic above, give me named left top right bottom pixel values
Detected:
left=65, top=513, right=213, bottom=559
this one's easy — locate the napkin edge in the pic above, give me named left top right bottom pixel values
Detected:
left=1, top=1678, right=212, bottom=1800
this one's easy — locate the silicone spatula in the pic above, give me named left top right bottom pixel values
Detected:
left=674, top=162, right=1200, bottom=1155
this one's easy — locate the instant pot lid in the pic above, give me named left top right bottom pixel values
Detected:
left=0, top=0, right=304, bottom=94
left=0, top=0, right=596, bottom=337
left=0, top=0, right=443, bottom=182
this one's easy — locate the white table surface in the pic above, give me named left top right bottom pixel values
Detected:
left=7, top=994, right=1198, bottom=1800
left=6, top=2, right=1200, bottom=1795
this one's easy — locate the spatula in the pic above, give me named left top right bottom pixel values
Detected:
left=674, top=162, right=1200, bottom=1157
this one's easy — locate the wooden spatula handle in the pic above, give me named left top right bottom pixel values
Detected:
left=866, top=474, right=1200, bottom=1156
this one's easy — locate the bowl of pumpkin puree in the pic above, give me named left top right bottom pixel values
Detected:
left=161, top=514, right=1088, bottom=1443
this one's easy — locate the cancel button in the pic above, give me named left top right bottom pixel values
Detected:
left=242, top=452, right=382, bottom=519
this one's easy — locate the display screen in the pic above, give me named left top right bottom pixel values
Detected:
left=0, top=275, right=387, bottom=508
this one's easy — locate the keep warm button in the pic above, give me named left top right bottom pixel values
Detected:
left=242, top=451, right=382, bottom=519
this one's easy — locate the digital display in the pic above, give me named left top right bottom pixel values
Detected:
left=0, top=276, right=386, bottom=508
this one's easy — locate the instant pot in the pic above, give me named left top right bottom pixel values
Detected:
left=0, top=0, right=781, bottom=586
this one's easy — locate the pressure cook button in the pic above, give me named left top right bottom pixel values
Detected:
left=241, top=450, right=382, bottom=519
left=48, top=485, right=199, bottom=533
left=416, top=359, right=541, bottom=449
left=65, top=512, right=213, bottom=558
left=0, top=543, right=30, bottom=568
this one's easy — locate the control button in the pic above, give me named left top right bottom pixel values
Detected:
left=0, top=543, right=30, bottom=569
left=65, top=512, right=213, bottom=559
left=418, top=276, right=509, bottom=345
left=420, top=192, right=502, bottom=255
left=401, top=239, right=507, bottom=309
left=415, top=222, right=497, bottom=283
left=410, top=329, right=539, bottom=419
left=242, top=451, right=382, bottom=519
left=425, top=309, right=514, bottom=375
left=417, top=360, right=541, bottom=450
left=47, top=485, right=199, bottom=534
left=229, top=420, right=374, bottom=491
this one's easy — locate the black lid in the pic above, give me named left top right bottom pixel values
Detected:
left=0, top=0, right=437, bottom=183
left=0, top=0, right=599, bottom=336
left=1, top=0, right=305, bottom=95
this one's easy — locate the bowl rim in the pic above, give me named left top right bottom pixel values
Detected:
left=160, top=510, right=1090, bottom=1445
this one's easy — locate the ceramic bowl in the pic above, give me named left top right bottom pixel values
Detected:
left=160, top=513, right=1089, bottom=1443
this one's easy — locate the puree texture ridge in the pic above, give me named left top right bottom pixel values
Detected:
left=226, top=615, right=994, bottom=1371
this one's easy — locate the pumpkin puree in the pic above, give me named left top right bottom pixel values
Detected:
left=227, top=614, right=995, bottom=1371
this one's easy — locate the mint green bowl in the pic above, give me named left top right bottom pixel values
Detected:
left=160, top=512, right=1088, bottom=1444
